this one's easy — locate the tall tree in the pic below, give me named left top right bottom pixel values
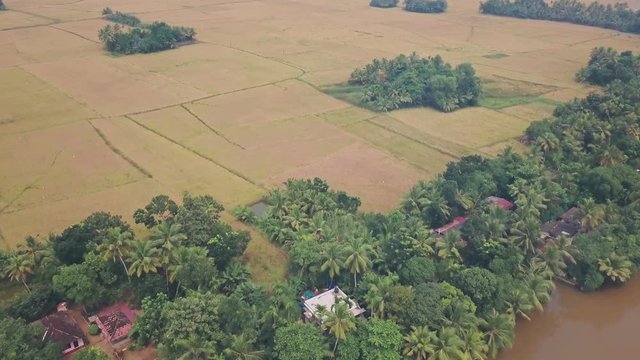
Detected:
left=127, top=239, right=161, bottom=277
left=97, top=227, right=133, bottom=276
left=403, top=326, right=435, bottom=360
left=481, top=310, right=515, bottom=358
left=3, top=253, right=34, bottom=292
left=320, top=242, right=344, bottom=281
left=343, top=237, right=374, bottom=287
left=322, top=301, right=357, bottom=353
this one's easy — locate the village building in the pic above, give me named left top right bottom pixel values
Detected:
left=541, top=207, right=582, bottom=240
left=486, top=196, right=514, bottom=210
left=432, top=197, right=514, bottom=236
left=90, top=302, right=137, bottom=345
left=37, top=303, right=86, bottom=355
left=303, top=287, right=364, bottom=323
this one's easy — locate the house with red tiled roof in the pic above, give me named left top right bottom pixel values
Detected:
left=91, top=302, right=137, bottom=344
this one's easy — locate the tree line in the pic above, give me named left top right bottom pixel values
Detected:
left=348, top=53, right=481, bottom=112
left=370, top=0, right=448, bottom=13
left=480, top=0, right=640, bottom=34
left=98, top=8, right=195, bottom=55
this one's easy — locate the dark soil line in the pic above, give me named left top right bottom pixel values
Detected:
left=179, top=104, right=246, bottom=150
left=88, top=120, right=153, bottom=178
left=123, top=115, right=265, bottom=190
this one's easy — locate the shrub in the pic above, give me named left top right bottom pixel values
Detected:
left=370, top=0, right=399, bottom=8
left=405, top=0, right=448, bottom=13
left=231, top=205, right=257, bottom=224
left=88, top=323, right=100, bottom=336
left=102, top=8, right=142, bottom=27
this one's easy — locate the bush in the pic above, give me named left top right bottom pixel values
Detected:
left=231, top=205, right=257, bottom=224
left=88, top=323, right=100, bottom=336
left=370, top=0, right=399, bottom=8
left=102, top=8, right=142, bottom=27
left=405, top=0, right=448, bottom=13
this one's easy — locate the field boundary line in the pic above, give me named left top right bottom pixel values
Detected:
left=88, top=120, right=153, bottom=178
left=179, top=104, right=246, bottom=150
left=364, top=118, right=462, bottom=159
left=49, top=25, right=100, bottom=44
left=123, top=115, right=266, bottom=190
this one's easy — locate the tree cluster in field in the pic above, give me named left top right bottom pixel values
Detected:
left=98, top=8, right=195, bottom=55
left=405, top=0, right=448, bottom=13
left=2, top=49, right=640, bottom=360
left=349, top=53, right=481, bottom=112
left=369, top=0, right=447, bottom=13
left=479, top=0, right=640, bottom=34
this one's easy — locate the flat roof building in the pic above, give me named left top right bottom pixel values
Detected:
left=303, top=287, right=364, bottom=323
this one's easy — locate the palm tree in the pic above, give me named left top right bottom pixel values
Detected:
left=578, top=198, right=606, bottom=231
left=481, top=310, right=515, bottom=358
left=221, top=263, right=250, bottom=294
left=151, top=222, right=187, bottom=286
left=322, top=301, right=357, bottom=354
left=17, top=236, right=49, bottom=267
left=343, top=237, right=374, bottom=288
left=598, top=145, right=627, bottom=166
left=540, top=246, right=567, bottom=277
left=364, top=274, right=397, bottom=319
left=435, top=231, right=464, bottom=262
left=509, top=216, right=542, bottom=255
left=430, top=327, right=465, bottom=360
left=598, top=253, right=633, bottom=283
left=127, top=239, right=161, bottom=277
left=506, top=287, right=534, bottom=320
left=525, top=272, right=555, bottom=311
left=460, top=329, right=488, bottom=360
left=403, top=326, right=435, bottom=360
left=3, top=253, right=34, bottom=292
left=169, top=246, right=208, bottom=297
left=442, top=300, right=480, bottom=336
left=320, top=243, right=344, bottom=281
left=223, top=334, right=264, bottom=360
left=97, top=227, right=133, bottom=276
left=175, top=335, right=218, bottom=360
left=536, top=133, right=559, bottom=154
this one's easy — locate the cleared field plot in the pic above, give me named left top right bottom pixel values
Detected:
left=121, top=43, right=302, bottom=95
left=0, top=26, right=96, bottom=64
left=23, top=56, right=208, bottom=116
left=271, top=142, right=426, bottom=212
left=498, top=102, right=557, bottom=122
left=0, top=67, right=97, bottom=134
left=389, top=107, right=532, bottom=150
left=0, top=10, right=52, bottom=30
left=0, top=121, right=147, bottom=214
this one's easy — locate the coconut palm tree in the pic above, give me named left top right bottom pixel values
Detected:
left=265, top=189, right=286, bottom=218
left=221, top=263, right=251, bottom=294
left=506, top=287, right=534, bottom=320
left=97, top=227, right=133, bottom=276
left=223, top=334, right=264, bottom=360
left=364, top=274, right=397, bottom=319
left=442, top=300, right=480, bottom=336
left=403, top=326, right=436, bottom=360
left=17, top=236, right=50, bottom=267
left=169, top=246, right=209, bottom=297
left=343, top=237, right=374, bottom=288
left=127, top=239, right=161, bottom=277
left=151, top=222, right=187, bottom=286
left=3, top=253, right=34, bottom=292
left=540, top=245, right=567, bottom=277
left=430, top=327, right=465, bottom=360
left=481, top=310, right=515, bottom=358
left=578, top=198, right=606, bottom=231
left=536, top=133, right=559, bottom=154
left=509, top=216, right=542, bottom=255
left=598, top=145, right=627, bottom=166
left=460, top=329, right=488, bottom=360
left=435, top=231, right=464, bottom=262
left=322, top=301, right=357, bottom=354
left=598, top=253, right=633, bottom=283
left=525, top=272, right=555, bottom=311
left=175, top=335, right=218, bottom=360
left=320, top=243, right=344, bottom=281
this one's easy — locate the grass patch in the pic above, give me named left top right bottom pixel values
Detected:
left=483, top=53, right=509, bottom=59
left=479, top=95, right=561, bottom=110
left=322, top=83, right=375, bottom=110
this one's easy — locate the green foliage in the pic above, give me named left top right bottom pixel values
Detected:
left=88, top=323, right=100, bottom=336
left=358, top=319, right=403, bottom=360
left=349, top=53, right=480, bottom=112
left=577, top=48, right=640, bottom=86
left=274, top=323, right=327, bottom=360
left=403, top=282, right=446, bottom=329
left=3, top=285, right=59, bottom=322
left=132, top=293, right=168, bottom=346
left=102, top=8, right=142, bottom=26
left=133, top=194, right=178, bottom=228
left=0, top=317, right=61, bottom=360
left=231, top=205, right=258, bottom=224
left=98, top=10, right=195, bottom=55
left=405, top=0, right=448, bottom=13
left=480, top=0, right=640, bottom=35
left=370, top=0, right=399, bottom=8
left=73, top=347, right=109, bottom=360
left=451, top=267, right=498, bottom=311
left=399, top=257, right=436, bottom=286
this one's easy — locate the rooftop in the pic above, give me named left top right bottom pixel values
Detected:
left=37, top=312, right=84, bottom=346
left=541, top=220, right=580, bottom=238
left=434, top=216, right=469, bottom=235
left=95, top=302, right=137, bottom=343
left=486, top=196, right=514, bottom=210
left=303, top=287, right=364, bottom=322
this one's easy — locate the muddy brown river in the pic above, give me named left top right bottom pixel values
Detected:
left=498, top=277, right=640, bottom=360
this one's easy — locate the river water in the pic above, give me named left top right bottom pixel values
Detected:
left=498, top=277, right=640, bottom=360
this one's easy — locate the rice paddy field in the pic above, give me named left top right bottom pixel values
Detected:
left=1, top=0, right=640, bottom=282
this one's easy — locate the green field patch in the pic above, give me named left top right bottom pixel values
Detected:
left=479, top=75, right=562, bottom=110
left=479, top=95, right=561, bottom=110
left=483, top=53, right=509, bottom=59
left=322, top=83, right=373, bottom=109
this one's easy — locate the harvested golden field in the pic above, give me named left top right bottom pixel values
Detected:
left=1, top=0, right=640, bottom=281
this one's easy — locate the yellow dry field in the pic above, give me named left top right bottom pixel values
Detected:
left=2, top=0, right=640, bottom=281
